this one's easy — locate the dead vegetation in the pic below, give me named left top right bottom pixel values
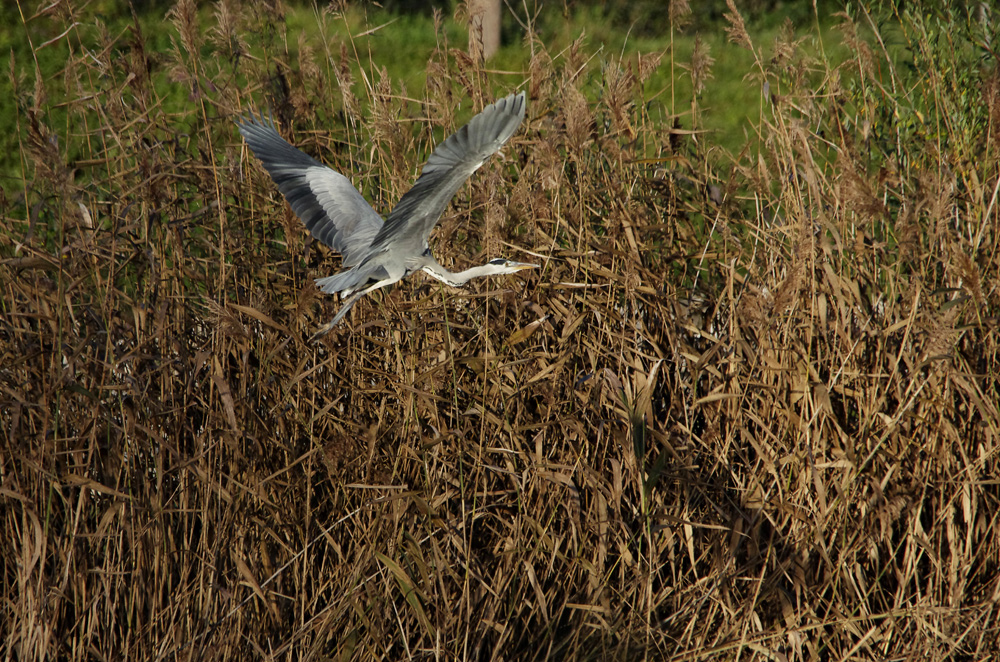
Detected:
left=2, top=1, right=999, bottom=660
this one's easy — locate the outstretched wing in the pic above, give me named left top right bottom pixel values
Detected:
left=236, top=112, right=383, bottom=267
left=369, top=91, right=527, bottom=252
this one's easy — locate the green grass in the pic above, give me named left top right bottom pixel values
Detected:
left=280, top=3, right=860, bottom=152
left=1, top=1, right=862, bottom=189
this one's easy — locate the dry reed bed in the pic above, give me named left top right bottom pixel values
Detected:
left=2, top=1, right=999, bottom=660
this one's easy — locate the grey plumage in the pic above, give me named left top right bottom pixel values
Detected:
left=237, top=92, right=536, bottom=336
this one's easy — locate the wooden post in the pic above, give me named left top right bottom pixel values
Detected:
left=470, top=0, right=501, bottom=61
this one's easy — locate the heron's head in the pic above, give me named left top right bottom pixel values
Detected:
left=486, top=258, right=539, bottom=275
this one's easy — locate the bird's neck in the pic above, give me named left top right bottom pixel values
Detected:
left=421, top=263, right=500, bottom=288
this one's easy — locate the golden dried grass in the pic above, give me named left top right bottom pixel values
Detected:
left=2, top=2, right=999, bottom=661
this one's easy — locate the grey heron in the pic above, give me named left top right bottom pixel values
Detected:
left=236, top=91, right=536, bottom=337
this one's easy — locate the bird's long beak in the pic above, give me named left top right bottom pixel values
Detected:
left=511, top=262, right=539, bottom=271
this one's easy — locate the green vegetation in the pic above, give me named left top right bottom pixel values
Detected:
left=2, top=0, right=999, bottom=660
left=1, top=0, right=857, bottom=185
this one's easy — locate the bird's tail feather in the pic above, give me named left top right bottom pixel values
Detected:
left=315, top=271, right=362, bottom=295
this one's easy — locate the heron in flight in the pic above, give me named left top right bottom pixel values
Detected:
left=236, top=91, right=536, bottom=337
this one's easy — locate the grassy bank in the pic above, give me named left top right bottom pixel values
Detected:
left=2, top=0, right=999, bottom=660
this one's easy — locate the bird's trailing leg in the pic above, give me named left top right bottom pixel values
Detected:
left=310, top=289, right=367, bottom=340
left=310, top=277, right=400, bottom=340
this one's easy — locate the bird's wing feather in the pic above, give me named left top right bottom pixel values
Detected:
left=236, top=112, right=383, bottom=267
left=369, top=91, right=526, bottom=252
